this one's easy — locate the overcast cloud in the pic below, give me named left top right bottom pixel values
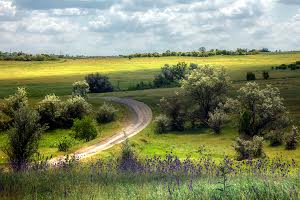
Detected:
left=0, top=0, right=299, bottom=55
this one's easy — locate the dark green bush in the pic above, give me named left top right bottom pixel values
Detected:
left=262, top=71, right=270, bottom=80
left=0, top=112, right=12, bottom=131
left=95, top=103, right=117, bottom=124
left=246, top=72, right=256, bottom=81
left=72, top=116, right=98, bottom=142
left=266, top=130, right=284, bottom=146
left=57, top=137, right=73, bottom=152
left=85, top=73, right=114, bottom=93
left=284, top=126, right=299, bottom=150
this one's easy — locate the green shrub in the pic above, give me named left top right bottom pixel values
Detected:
left=233, top=136, right=265, bottom=160
left=61, top=96, right=91, bottom=128
left=3, top=87, right=28, bottom=117
left=262, top=71, right=270, bottom=80
left=85, top=73, right=114, bottom=93
left=72, top=116, right=98, bottom=142
left=284, top=126, right=299, bottom=150
left=208, top=109, right=229, bottom=134
left=0, top=112, right=12, bottom=131
left=58, top=137, right=73, bottom=152
left=246, top=72, right=256, bottom=81
left=37, top=94, right=63, bottom=129
left=96, top=103, right=118, bottom=124
left=266, top=130, right=284, bottom=146
left=72, top=80, right=89, bottom=97
left=154, top=114, right=170, bottom=134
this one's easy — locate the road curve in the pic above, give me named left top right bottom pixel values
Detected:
left=50, top=97, right=152, bottom=164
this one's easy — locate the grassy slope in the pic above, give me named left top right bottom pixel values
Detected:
left=0, top=53, right=300, bottom=163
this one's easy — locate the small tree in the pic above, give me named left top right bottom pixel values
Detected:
left=72, top=80, right=89, bottom=97
left=181, top=65, right=231, bottom=124
left=4, top=106, right=46, bottom=170
left=61, top=96, right=91, bottom=128
left=154, top=114, right=170, bottom=134
left=284, top=126, right=299, bottom=150
left=85, top=73, right=113, bottom=93
left=37, top=94, right=62, bottom=129
left=266, top=130, right=284, bottom=146
left=3, top=87, right=28, bottom=117
left=262, top=71, right=270, bottom=80
left=95, top=103, right=118, bottom=123
left=208, top=109, right=229, bottom=134
left=72, top=116, right=98, bottom=142
left=246, top=72, right=256, bottom=81
left=233, top=136, right=265, bottom=161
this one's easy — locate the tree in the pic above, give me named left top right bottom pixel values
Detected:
left=3, top=87, right=28, bottom=117
left=233, top=136, right=265, bottom=160
left=199, top=47, right=206, bottom=53
left=72, top=80, right=89, bottom=97
left=228, top=82, right=290, bottom=137
left=95, top=103, right=118, bottom=123
left=208, top=109, right=230, bottom=134
left=37, top=94, right=62, bottom=129
left=4, top=106, right=46, bottom=170
left=72, top=116, right=98, bottom=142
left=159, top=95, right=185, bottom=131
left=262, top=71, right=270, bottom=80
left=85, top=73, right=114, bottom=93
left=284, top=126, right=299, bottom=150
left=246, top=72, right=256, bottom=81
left=181, top=65, right=231, bottom=124
left=154, top=114, right=171, bottom=134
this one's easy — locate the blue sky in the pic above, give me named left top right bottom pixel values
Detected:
left=0, top=0, right=299, bottom=56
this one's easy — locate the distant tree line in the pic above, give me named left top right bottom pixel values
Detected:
left=124, top=48, right=270, bottom=59
left=271, top=61, right=300, bottom=71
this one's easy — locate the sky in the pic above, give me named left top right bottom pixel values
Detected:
left=0, top=0, right=300, bottom=56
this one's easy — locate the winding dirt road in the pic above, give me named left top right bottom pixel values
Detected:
left=50, top=97, right=152, bottom=164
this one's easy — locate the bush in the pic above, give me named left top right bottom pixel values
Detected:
left=85, top=73, right=114, bottom=93
left=57, top=137, right=73, bottom=152
left=154, top=114, right=170, bottom=134
left=246, top=72, right=256, bottom=81
left=0, top=112, right=12, bottom=131
left=118, top=136, right=140, bottom=172
left=72, top=80, right=89, bottom=97
left=233, top=136, right=265, bottom=161
left=189, top=63, right=198, bottom=71
left=262, top=71, right=269, bottom=80
left=37, top=94, right=62, bottom=129
left=284, top=126, right=299, bottom=150
left=95, top=103, right=117, bottom=123
left=61, top=96, right=91, bottom=128
left=4, top=106, right=46, bottom=170
left=3, top=87, right=28, bottom=117
left=266, top=130, right=284, bottom=146
left=72, top=116, right=98, bottom=142
left=208, top=109, right=229, bottom=134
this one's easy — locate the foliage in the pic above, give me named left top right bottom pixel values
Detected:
left=3, top=87, right=28, bottom=117
left=61, top=96, right=91, bottom=128
left=95, top=103, right=118, bottom=124
left=4, top=106, right=46, bottom=170
left=0, top=111, right=12, bottom=131
left=189, top=63, right=198, bottom=71
left=85, top=73, right=114, bottom=93
left=72, top=80, right=89, bottom=97
left=72, top=116, right=98, bottom=142
left=0, top=51, right=59, bottom=61
left=262, top=71, right=270, bottom=80
left=233, top=136, right=265, bottom=160
left=246, top=72, right=256, bottom=81
left=57, top=137, right=74, bottom=152
left=266, top=130, right=284, bottom=146
left=181, top=65, right=231, bottom=124
left=154, top=114, right=171, bottom=134
left=159, top=95, right=185, bottom=131
left=208, top=109, right=230, bottom=134
left=118, top=136, right=140, bottom=172
left=227, top=82, right=290, bottom=137
left=284, top=126, right=299, bottom=150
left=37, top=94, right=63, bottom=129
left=128, top=81, right=153, bottom=90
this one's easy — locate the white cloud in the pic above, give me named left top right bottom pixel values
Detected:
left=0, top=0, right=16, bottom=18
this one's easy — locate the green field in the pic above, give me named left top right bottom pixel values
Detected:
left=0, top=53, right=300, bottom=164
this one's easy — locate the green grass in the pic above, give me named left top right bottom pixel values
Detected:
left=0, top=53, right=300, bottom=98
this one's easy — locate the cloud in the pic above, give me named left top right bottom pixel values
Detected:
left=0, top=0, right=16, bottom=20
left=278, top=0, right=300, bottom=5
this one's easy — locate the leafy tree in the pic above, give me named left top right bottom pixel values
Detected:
left=72, top=116, right=98, bottom=142
left=37, top=94, right=62, bottom=129
left=3, top=87, right=28, bottom=117
left=154, top=114, right=171, bottom=134
left=208, top=109, right=230, bottom=134
left=72, top=80, right=89, bottom=97
left=85, top=73, right=114, bottom=93
left=4, top=106, right=46, bottom=170
left=181, top=65, right=231, bottom=124
left=227, top=82, right=290, bottom=137
left=233, top=136, right=265, bottom=160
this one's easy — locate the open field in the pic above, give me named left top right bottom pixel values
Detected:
left=0, top=53, right=300, bottom=98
